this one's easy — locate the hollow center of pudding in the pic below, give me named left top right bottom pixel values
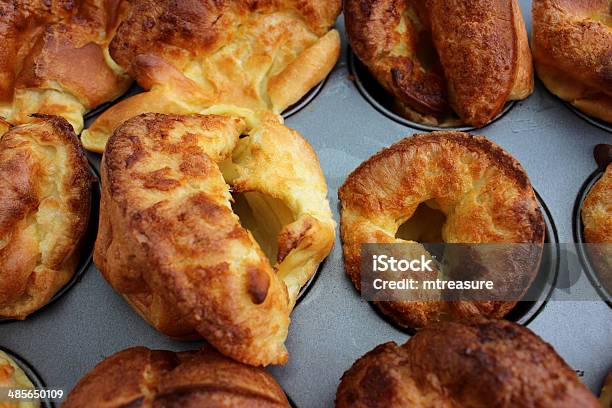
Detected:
left=401, top=5, right=442, bottom=72
left=395, top=200, right=447, bottom=243
left=231, top=191, right=294, bottom=264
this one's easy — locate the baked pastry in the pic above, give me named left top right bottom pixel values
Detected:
left=336, top=319, right=600, bottom=408
left=582, top=163, right=612, bottom=244
left=80, top=0, right=342, bottom=153
left=339, top=132, right=545, bottom=328
left=63, top=345, right=290, bottom=407
left=602, top=369, right=612, bottom=408
left=94, top=109, right=335, bottom=366
left=582, top=163, right=612, bottom=296
left=344, top=0, right=533, bottom=127
left=533, top=0, right=612, bottom=123
left=0, top=0, right=132, bottom=133
left=0, top=350, right=39, bottom=408
left=0, top=115, right=92, bottom=319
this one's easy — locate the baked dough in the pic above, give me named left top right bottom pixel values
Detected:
left=344, top=0, right=533, bottom=127
left=533, top=0, right=612, bottom=123
left=339, top=132, right=545, bottom=328
left=81, top=0, right=342, bottom=153
left=582, top=164, right=612, bottom=296
left=63, top=345, right=290, bottom=408
left=0, top=0, right=132, bottom=133
left=583, top=165, right=612, bottom=244
left=336, top=319, right=601, bottom=408
left=0, top=115, right=92, bottom=320
left=94, top=108, right=335, bottom=366
left=0, top=351, right=39, bottom=408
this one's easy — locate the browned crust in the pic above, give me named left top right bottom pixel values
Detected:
left=16, top=20, right=131, bottom=109
left=94, top=112, right=335, bottom=366
left=96, top=113, right=289, bottom=366
left=0, top=115, right=92, bottom=319
left=344, top=0, right=533, bottom=127
left=109, top=0, right=230, bottom=76
left=583, top=164, right=612, bottom=244
left=344, top=0, right=450, bottom=118
left=336, top=320, right=601, bottom=408
left=338, top=132, right=545, bottom=328
left=428, top=0, right=525, bottom=127
left=0, top=0, right=132, bottom=128
left=582, top=164, right=612, bottom=296
left=533, top=0, right=612, bottom=123
left=63, top=346, right=290, bottom=408
left=82, top=0, right=341, bottom=152
left=109, top=0, right=341, bottom=76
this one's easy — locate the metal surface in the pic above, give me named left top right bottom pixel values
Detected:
left=1, top=2, right=611, bottom=407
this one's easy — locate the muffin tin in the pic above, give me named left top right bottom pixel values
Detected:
left=0, top=1, right=611, bottom=406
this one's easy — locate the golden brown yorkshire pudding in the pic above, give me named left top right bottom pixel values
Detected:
left=533, top=0, right=612, bottom=123
left=582, top=164, right=612, bottom=295
left=80, top=0, right=342, bottom=153
left=0, top=115, right=92, bottom=320
left=583, top=164, right=612, bottom=244
left=63, top=346, right=290, bottom=408
left=336, top=320, right=601, bottom=408
left=339, top=132, right=545, bottom=328
left=0, top=0, right=132, bottom=133
left=94, top=108, right=335, bottom=366
left=344, top=0, right=533, bottom=128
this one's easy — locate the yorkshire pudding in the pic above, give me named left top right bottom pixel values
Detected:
left=0, top=350, right=38, bottom=408
left=0, top=0, right=132, bottom=133
left=582, top=164, right=612, bottom=296
left=533, top=0, right=612, bottom=123
left=0, top=115, right=92, bottom=320
left=339, top=132, right=545, bottom=328
left=344, top=0, right=533, bottom=127
left=94, top=109, right=335, bottom=366
left=336, top=319, right=600, bottom=408
left=63, top=346, right=290, bottom=408
left=80, top=0, right=342, bottom=153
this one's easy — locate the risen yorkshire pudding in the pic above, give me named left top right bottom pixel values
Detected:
left=63, top=346, right=290, bottom=408
left=0, top=115, right=92, bottom=320
left=581, top=164, right=612, bottom=295
left=533, top=0, right=612, bottom=123
left=344, top=0, right=533, bottom=127
left=339, top=132, right=545, bottom=328
left=0, top=0, right=132, bottom=133
left=336, top=320, right=600, bottom=408
left=94, top=109, right=335, bottom=366
left=80, top=0, right=342, bottom=153
left=0, top=350, right=39, bottom=408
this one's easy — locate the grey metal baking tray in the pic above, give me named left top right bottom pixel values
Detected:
left=1, top=1, right=611, bottom=406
